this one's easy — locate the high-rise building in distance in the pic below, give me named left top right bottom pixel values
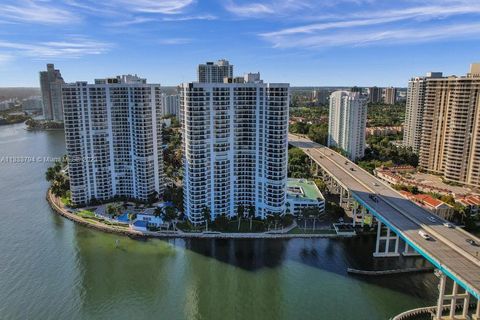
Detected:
left=63, top=75, right=164, bottom=206
left=197, top=59, right=233, bottom=83
left=368, top=86, right=382, bottom=103
left=180, top=69, right=289, bottom=223
left=40, top=63, right=65, bottom=121
left=161, top=93, right=180, bottom=118
left=403, top=72, right=443, bottom=153
left=418, top=64, right=480, bottom=188
left=384, top=87, right=397, bottom=105
left=328, top=91, right=367, bottom=160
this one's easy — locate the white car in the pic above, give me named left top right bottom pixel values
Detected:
left=419, top=230, right=432, bottom=240
left=443, top=222, right=454, bottom=228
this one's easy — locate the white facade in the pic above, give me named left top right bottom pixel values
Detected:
left=328, top=91, right=367, bottom=160
left=286, top=179, right=325, bottom=215
left=63, top=75, right=164, bottom=206
left=40, top=64, right=65, bottom=121
left=197, top=59, right=233, bottom=83
left=161, top=93, right=179, bottom=118
left=403, top=72, right=443, bottom=153
left=180, top=74, right=289, bottom=223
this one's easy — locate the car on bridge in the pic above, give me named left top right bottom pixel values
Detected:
left=466, top=238, right=478, bottom=246
left=419, top=230, right=432, bottom=240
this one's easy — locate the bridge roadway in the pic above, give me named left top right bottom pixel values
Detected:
left=289, top=133, right=480, bottom=299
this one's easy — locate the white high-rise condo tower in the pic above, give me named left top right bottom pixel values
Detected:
left=40, top=63, right=65, bottom=121
left=197, top=59, right=233, bottom=83
left=180, top=68, right=289, bottom=223
left=328, top=91, right=367, bottom=160
left=161, top=93, right=180, bottom=118
left=63, top=75, right=164, bottom=206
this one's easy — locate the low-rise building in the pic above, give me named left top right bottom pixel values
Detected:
left=399, top=191, right=454, bottom=220
left=136, top=208, right=163, bottom=228
left=365, top=126, right=403, bottom=137
left=457, top=195, right=480, bottom=216
left=286, top=179, right=325, bottom=215
left=374, top=166, right=455, bottom=196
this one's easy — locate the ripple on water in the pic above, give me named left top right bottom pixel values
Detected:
left=0, top=124, right=438, bottom=320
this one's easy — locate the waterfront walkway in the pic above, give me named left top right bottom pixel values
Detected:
left=47, top=190, right=352, bottom=240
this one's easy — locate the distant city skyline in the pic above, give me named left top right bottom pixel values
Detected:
left=1, top=0, right=480, bottom=87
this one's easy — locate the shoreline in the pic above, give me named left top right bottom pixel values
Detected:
left=26, top=127, right=64, bottom=131
left=46, top=189, right=353, bottom=240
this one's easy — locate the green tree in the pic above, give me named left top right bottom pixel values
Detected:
left=247, top=205, right=255, bottom=231
left=237, top=205, right=244, bottom=231
left=202, top=206, right=211, bottom=231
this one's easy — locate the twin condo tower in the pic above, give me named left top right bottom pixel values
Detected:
left=62, top=61, right=290, bottom=222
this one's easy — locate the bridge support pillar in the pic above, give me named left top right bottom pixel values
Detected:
left=352, top=206, right=357, bottom=227
left=360, top=207, right=365, bottom=228
left=373, top=220, right=400, bottom=257
left=434, top=270, right=471, bottom=320
left=435, top=271, right=447, bottom=320
left=473, top=300, right=480, bottom=320
left=402, top=243, right=420, bottom=256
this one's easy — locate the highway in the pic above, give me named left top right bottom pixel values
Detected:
left=289, top=133, right=480, bottom=299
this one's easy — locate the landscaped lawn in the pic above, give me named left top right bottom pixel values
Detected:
left=60, top=194, right=72, bottom=206
left=222, top=220, right=266, bottom=233
left=77, top=210, right=95, bottom=218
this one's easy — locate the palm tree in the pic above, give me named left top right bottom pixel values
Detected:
left=247, top=205, right=255, bottom=231
left=300, top=208, right=310, bottom=232
left=237, top=205, right=244, bottom=231
left=106, top=204, right=116, bottom=217
left=266, top=215, right=274, bottom=231
left=309, top=207, right=321, bottom=231
left=202, top=206, right=211, bottom=232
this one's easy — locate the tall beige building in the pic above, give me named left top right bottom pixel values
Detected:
left=384, top=87, right=397, bottom=105
left=418, top=63, right=480, bottom=188
left=403, top=72, right=443, bottom=153
left=40, top=64, right=65, bottom=121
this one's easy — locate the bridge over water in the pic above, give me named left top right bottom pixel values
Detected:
left=289, top=133, right=480, bottom=320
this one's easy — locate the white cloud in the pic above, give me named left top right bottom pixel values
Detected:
left=157, top=38, right=192, bottom=45
left=0, top=37, right=112, bottom=59
left=115, top=0, right=195, bottom=14
left=162, top=14, right=217, bottom=21
left=225, top=0, right=312, bottom=18
left=65, top=0, right=195, bottom=15
left=259, top=1, right=480, bottom=49
left=263, top=3, right=480, bottom=37
left=225, top=2, right=274, bottom=16
left=263, top=22, right=480, bottom=49
left=0, top=53, right=13, bottom=64
left=0, top=0, right=79, bottom=24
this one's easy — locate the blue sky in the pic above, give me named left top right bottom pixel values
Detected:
left=1, top=0, right=480, bottom=87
